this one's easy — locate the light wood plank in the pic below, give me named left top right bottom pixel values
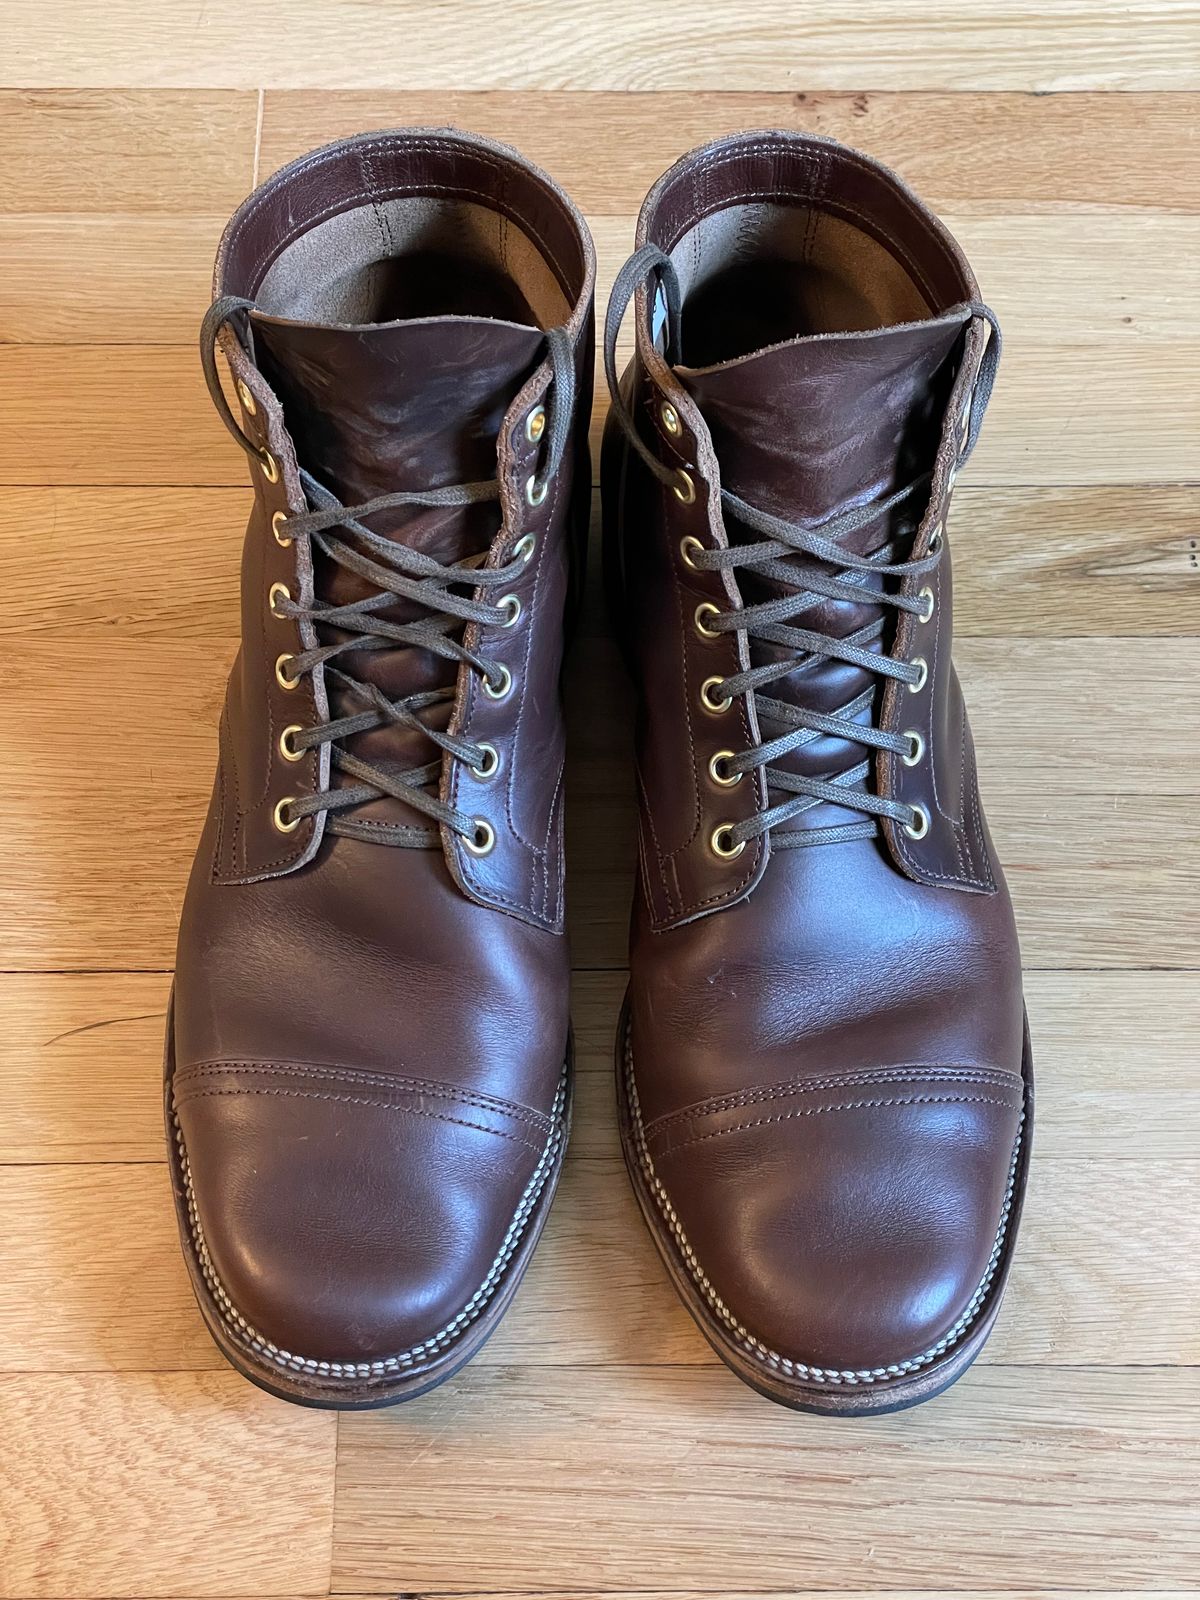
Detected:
left=3, top=487, right=1194, bottom=644
left=0, top=1164, right=219, bottom=1372
left=962, top=637, right=1200, bottom=796
left=4, top=341, right=1196, bottom=487
left=375, top=1594, right=1200, bottom=1600
left=5, top=3, right=1196, bottom=91
left=0, top=215, right=219, bottom=344
left=1, top=488, right=246, bottom=641
left=0, top=89, right=256, bottom=213
left=4, top=968, right=1193, bottom=1166
left=0, top=347, right=232, bottom=485
left=0, top=1371, right=333, bottom=1597
left=259, top=89, right=1200, bottom=215
left=949, top=487, right=1199, bottom=637
left=0, top=973, right=171, bottom=1163
left=332, top=1366, right=1200, bottom=1592
left=4, top=1154, right=1193, bottom=1373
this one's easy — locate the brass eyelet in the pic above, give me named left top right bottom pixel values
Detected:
left=525, top=474, right=548, bottom=508
left=673, top=468, right=697, bottom=504
left=463, top=818, right=496, bottom=857
left=268, top=581, right=291, bottom=618
left=928, top=521, right=944, bottom=553
left=700, top=676, right=732, bottom=713
left=709, top=750, right=742, bottom=787
left=483, top=664, right=513, bottom=701
left=711, top=823, right=746, bottom=860
left=469, top=742, right=500, bottom=780
left=259, top=449, right=280, bottom=485
left=904, top=803, right=930, bottom=841
left=236, top=378, right=257, bottom=416
left=275, top=653, right=300, bottom=690
left=901, top=730, right=925, bottom=767
left=907, top=657, right=929, bottom=694
left=525, top=405, right=546, bottom=444
left=660, top=401, right=681, bottom=436
left=278, top=724, right=305, bottom=762
left=273, top=796, right=300, bottom=833
left=694, top=602, right=721, bottom=640
left=513, top=533, right=537, bottom=564
left=272, top=510, right=293, bottom=547
left=917, top=586, right=935, bottom=623
left=679, top=535, right=704, bottom=570
left=497, top=594, right=521, bottom=628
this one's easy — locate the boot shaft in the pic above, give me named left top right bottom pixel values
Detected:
left=603, top=130, right=1001, bottom=922
left=200, top=129, right=595, bottom=926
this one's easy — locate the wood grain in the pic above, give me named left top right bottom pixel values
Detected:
left=7, top=3, right=1198, bottom=92
left=259, top=89, right=1200, bottom=215
left=0, top=89, right=256, bottom=213
left=332, top=1366, right=1200, bottom=1592
left=0, top=1371, right=334, bottom=1597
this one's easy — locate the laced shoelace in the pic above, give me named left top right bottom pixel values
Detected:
left=202, top=295, right=575, bottom=851
left=604, top=243, right=1002, bottom=851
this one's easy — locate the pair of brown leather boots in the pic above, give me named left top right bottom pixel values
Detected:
left=167, top=127, right=1032, bottom=1417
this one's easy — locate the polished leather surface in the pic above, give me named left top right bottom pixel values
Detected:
left=605, top=132, right=1029, bottom=1407
left=169, top=130, right=594, bottom=1400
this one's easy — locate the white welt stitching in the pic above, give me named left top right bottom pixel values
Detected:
left=173, top=1069, right=567, bottom=1383
left=624, top=1021, right=1023, bottom=1387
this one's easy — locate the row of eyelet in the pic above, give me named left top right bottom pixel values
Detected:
left=675, top=485, right=942, bottom=859
left=677, top=507, right=743, bottom=857
left=896, top=510, right=945, bottom=842
left=464, top=427, right=545, bottom=857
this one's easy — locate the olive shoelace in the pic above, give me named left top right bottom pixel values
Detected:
left=202, top=295, right=575, bottom=850
left=604, top=243, right=1002, bottom=850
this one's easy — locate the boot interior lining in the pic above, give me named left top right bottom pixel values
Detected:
left=255, top=197, right=572, bottom=330
left=668, top=203, right=935, bottom=368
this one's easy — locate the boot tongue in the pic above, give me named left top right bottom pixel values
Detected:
left=678, top=316, right=966, bottom=542
left=251, top=313, right=545, bottom=829
left=252, top=313, right=544, bottom=549
left=677, top=315, right=967, bottom=836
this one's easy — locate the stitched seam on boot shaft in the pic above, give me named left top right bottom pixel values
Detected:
left=173, top=1069, right=567, bottom=1383
left=625, top=1021, right=1023, bottom=1387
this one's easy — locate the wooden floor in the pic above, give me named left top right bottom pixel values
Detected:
left=2, top=5, right=1199, bottom=1597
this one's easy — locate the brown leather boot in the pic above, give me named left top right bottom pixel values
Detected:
left=602, top=132, right=1031, bottom=1414
left=167, top=130, right=595, bottom=1408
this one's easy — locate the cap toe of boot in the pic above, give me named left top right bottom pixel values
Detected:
left=172, top=1059, right=562, bottom=1384
left=642, top=1067, right=1026, bottom=1389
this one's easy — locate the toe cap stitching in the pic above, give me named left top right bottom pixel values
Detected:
left=176, top=1083, right=546, bottom=1154
left=656, top=1090, right=1022, bottom=1159
left=171, top=1066, right=569, bottom=1384
left=643, top=1063, right=1021, bottom=1139
left=173, top=1058, right=553, bottom=1133
left=625, top=1020, right=1025, bottom=1388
